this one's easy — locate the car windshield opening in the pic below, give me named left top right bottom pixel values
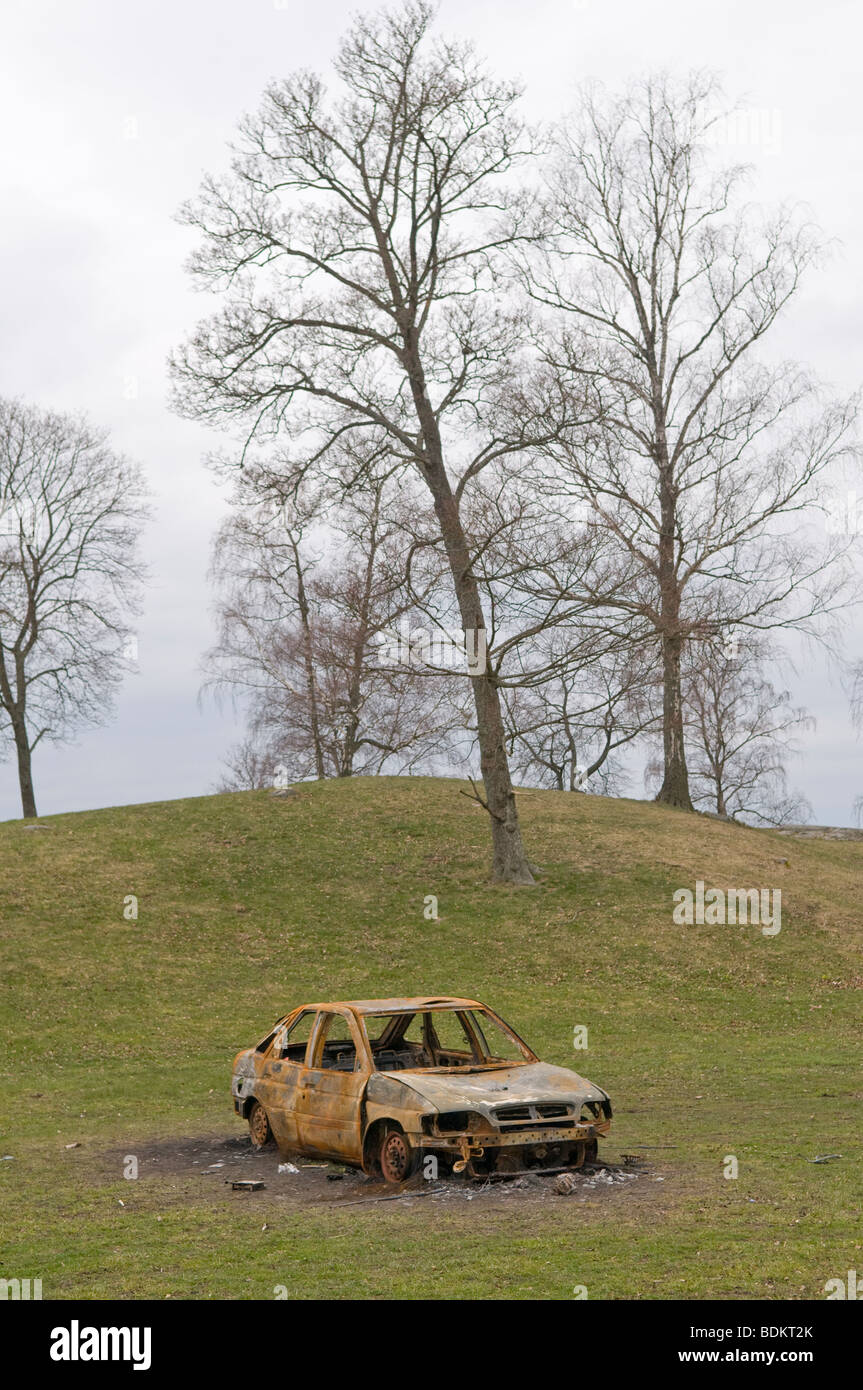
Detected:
left=366, top=1008, right=530, bottom=1072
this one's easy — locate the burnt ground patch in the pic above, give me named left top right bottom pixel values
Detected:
left=98, top=1129, right=660, bottom=1214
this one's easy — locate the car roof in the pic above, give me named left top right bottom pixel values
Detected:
left=295, top=996, right=484, bottom=1017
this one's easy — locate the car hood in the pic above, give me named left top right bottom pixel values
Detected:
left=387, top=1061, right=606, bottom=1109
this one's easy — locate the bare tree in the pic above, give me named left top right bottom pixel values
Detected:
left=216, top=736, right=274, bottom=792
left=503, top=638, right=657, bottom=792
left=523, top=73, right=860, bottom=811
left=206, top=477, right=329, bottom=780
left=171, top=0, right=578, bottom=881
left=654, top=636, right=814, bottom=824
left=0, top=398, right=148, bottom=817
left=205, top=450, right=459, bottom=784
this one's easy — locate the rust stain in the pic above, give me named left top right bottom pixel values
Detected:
left=232, top=996, right=612, bottom=1182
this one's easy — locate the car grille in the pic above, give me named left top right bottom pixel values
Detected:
left=493, top=1102, right=574, bottom=1129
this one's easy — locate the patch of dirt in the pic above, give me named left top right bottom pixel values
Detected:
left=104, top=1131, right=659, bottom=1211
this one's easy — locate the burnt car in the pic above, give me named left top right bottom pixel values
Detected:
left=231, top=996, right=612, bottom=1182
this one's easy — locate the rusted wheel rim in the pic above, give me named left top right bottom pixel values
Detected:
left=249, top=1103, right=269, bottom=1147
left=380, top=1130, right=410, bottom=1183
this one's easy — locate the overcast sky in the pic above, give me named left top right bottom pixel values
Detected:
left=1, top=0, right=861, bottom=823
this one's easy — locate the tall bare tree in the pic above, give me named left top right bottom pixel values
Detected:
left=0, top=398, right=148, bottom=817
left=206, top=477, right=328, bottom=780
left=503, top=639, right=657, bottom=792
left=205, top=450, right=458, bottom=784
left=523, top=73, right=860, bottom=810
left=171, top=0, right=576, bottom=881
left=676, top=637, right=813, bottom=824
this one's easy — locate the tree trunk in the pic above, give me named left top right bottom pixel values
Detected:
left=12, top=716, right=37, bottom=818
left=402, top=344, right=534, bottom=882
left=340, top=508, right=377, bottom=780
left=431, top=482, right=534, bottom=882
left=472, top=663, right=534, bottom=881
left=654, top=452, right=693, bottom=811
left=341, top=692, right=361, bottom=777
left=656, top=631, right=693, bottom=810
left=292, top=540, right=326, bottom=780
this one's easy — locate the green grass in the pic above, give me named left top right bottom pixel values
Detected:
left=1, top=777, right=861, bottom=1299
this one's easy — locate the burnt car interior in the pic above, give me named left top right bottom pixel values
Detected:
left=256, top=1004, right=533, bottom=1073
left=313, top=1013, right=359, bottom=1071
left=259, top=1010, right=317, bottom=1063
left=367, top=1008, right=530, bottom=1072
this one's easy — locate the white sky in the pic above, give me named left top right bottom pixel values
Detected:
left=1, top=0, right=861, bottom=822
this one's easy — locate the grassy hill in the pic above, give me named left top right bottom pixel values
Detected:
left=1, top=777, right=861, bottom=1299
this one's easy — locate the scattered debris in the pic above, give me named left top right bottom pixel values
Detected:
left=107, top=1134, right=654, bottom=1212
left=64, top=1142, right=81, bottom=1150
left=545, top=1162, right=643, bottom=1194
left=336, top=1187, right=441, bottom=1208
left=491, top=1171, right=546, bottom=1189
left=810, top=1154, right=842, bottom=1163
left=622, top=1153, right=648, bottom=1167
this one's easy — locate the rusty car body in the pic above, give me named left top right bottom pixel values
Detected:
left=231, top=996, right=612, bottom=1182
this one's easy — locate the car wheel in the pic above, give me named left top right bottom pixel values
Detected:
left=248, top=1100, right=273, bottom=1149
left=379, top=1126, right=416, bottom=1184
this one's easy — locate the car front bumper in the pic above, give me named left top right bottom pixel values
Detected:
left=417, top=1118, right=611, bottom=1160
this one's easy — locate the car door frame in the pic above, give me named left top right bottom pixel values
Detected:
left=294, top=1007, right=370, bottom=1163
left=254, top=1007, right=318, bottom=1148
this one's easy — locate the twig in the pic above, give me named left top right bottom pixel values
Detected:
left=459, top=777, right=505, bottom=823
